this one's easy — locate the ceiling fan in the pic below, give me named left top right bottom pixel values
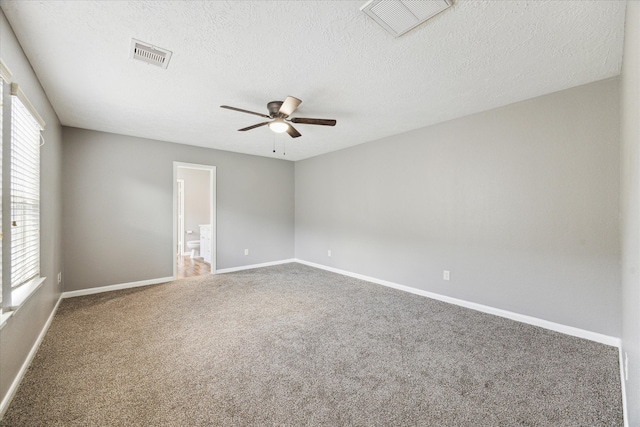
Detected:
left=220, top=96, right=336, bottom=138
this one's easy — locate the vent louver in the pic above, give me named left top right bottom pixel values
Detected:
left=130, top=39, right=172, bottom=69
left=361, top=0, right=452, bottom=38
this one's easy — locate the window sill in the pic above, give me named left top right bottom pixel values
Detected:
left=10, top=276, right=46, bottom=311
left=0, top=277, right=47, bottom=330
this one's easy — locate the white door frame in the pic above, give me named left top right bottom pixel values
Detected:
left=176, top=179, right=185, bottom=256
left=173, top=162, right=216, bottom=278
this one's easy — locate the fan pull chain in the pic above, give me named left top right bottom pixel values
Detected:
left=272, top=134, right=276, bottom=153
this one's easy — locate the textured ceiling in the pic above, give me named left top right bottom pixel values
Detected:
left=0, top=0, right=627, bottom=161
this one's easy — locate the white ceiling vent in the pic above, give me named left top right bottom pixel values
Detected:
left=130, top=39, right=172, bottom=69
left=361, top=0, right=452, bottom=37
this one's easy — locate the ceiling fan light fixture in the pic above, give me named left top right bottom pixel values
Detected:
left=269, top=119, right=289, bottom=133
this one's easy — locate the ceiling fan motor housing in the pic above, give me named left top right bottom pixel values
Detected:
left=268, top=101, right=284, bottom=117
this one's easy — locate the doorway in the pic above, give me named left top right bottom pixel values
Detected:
left=173, top=162, right=216, bottom=279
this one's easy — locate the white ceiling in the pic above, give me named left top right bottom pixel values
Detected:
left=0, top=0, right=627, bottom=161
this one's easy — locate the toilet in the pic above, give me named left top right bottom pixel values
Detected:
left=186, top=240, right=200, bottom=258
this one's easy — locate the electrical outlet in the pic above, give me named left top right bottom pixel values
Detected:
left=328, top=250, right=332, bottom=257
left=57, top=272, right=62, bottom=284
left=244, top=249, right=249, bottom=255
left=443, top=270, right=450, bottom=281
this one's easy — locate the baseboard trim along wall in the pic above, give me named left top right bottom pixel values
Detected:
left=61, top=260, right=299, bottom=298
left=619, top=347, right=629, bottom=427
left=0, top=296, right=62, bottom=419
left=52, top=261, right=623, bottom=347
left=294, top=259, right=620, bottom=348
left=216, top=259, right=296, bottom=274
left=61, top=277, right=174, bottom=299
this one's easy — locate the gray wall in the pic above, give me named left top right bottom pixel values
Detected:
left=177, top=167, right=210, bottom=251
left=0, top=10, right=63, bottom=409
left=295, top=78, right=620, bottom=337
left=621, top=1, right=640, bottom=424
left=62, top=127, right=294, bottom=291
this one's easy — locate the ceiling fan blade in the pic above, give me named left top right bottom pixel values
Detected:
left=279, top=96, right=302, bottom=117
left=238, top=122, right=269, bottom=131
left=286, top=124, right=301, bottom=138
left=290, top=117, right=337, bottom=126
left=221, top=105, right=271, bottom=119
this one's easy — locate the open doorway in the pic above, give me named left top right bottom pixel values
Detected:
left=173, top=162, right=216, bottom=279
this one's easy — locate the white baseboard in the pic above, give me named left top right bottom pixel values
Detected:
left=294, top=259, right=620, bottom=348
left=62, top=277, right=174, bottom=299
left=0, top=295, right=62, bottom=419
left=216, top=259, right=295, bottom=274
left=619, top=347, right=629, bottom=427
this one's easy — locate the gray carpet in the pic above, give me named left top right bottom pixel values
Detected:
left=2, top=263, right=622, bottom=426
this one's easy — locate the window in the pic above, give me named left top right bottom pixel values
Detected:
left=0, top=69, right=4, bottom=311
left=0, top=60, right=45, bottom=321
left=10, top=86, right=41, bottom=291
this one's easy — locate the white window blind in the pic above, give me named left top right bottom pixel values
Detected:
left=10, top=93, right=41, bottom=289
left=0, top=78, right=4, bottom=302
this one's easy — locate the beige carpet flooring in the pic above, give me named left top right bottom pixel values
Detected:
left=2, top=263, right=623, bottom=426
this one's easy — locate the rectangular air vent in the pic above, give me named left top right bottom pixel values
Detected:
left=361, top=0, right=452, bottom=38
left=130, top=39, right=172, bottom=69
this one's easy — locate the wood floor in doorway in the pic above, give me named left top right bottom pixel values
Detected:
left=176, top=255, right=211, bottom=279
